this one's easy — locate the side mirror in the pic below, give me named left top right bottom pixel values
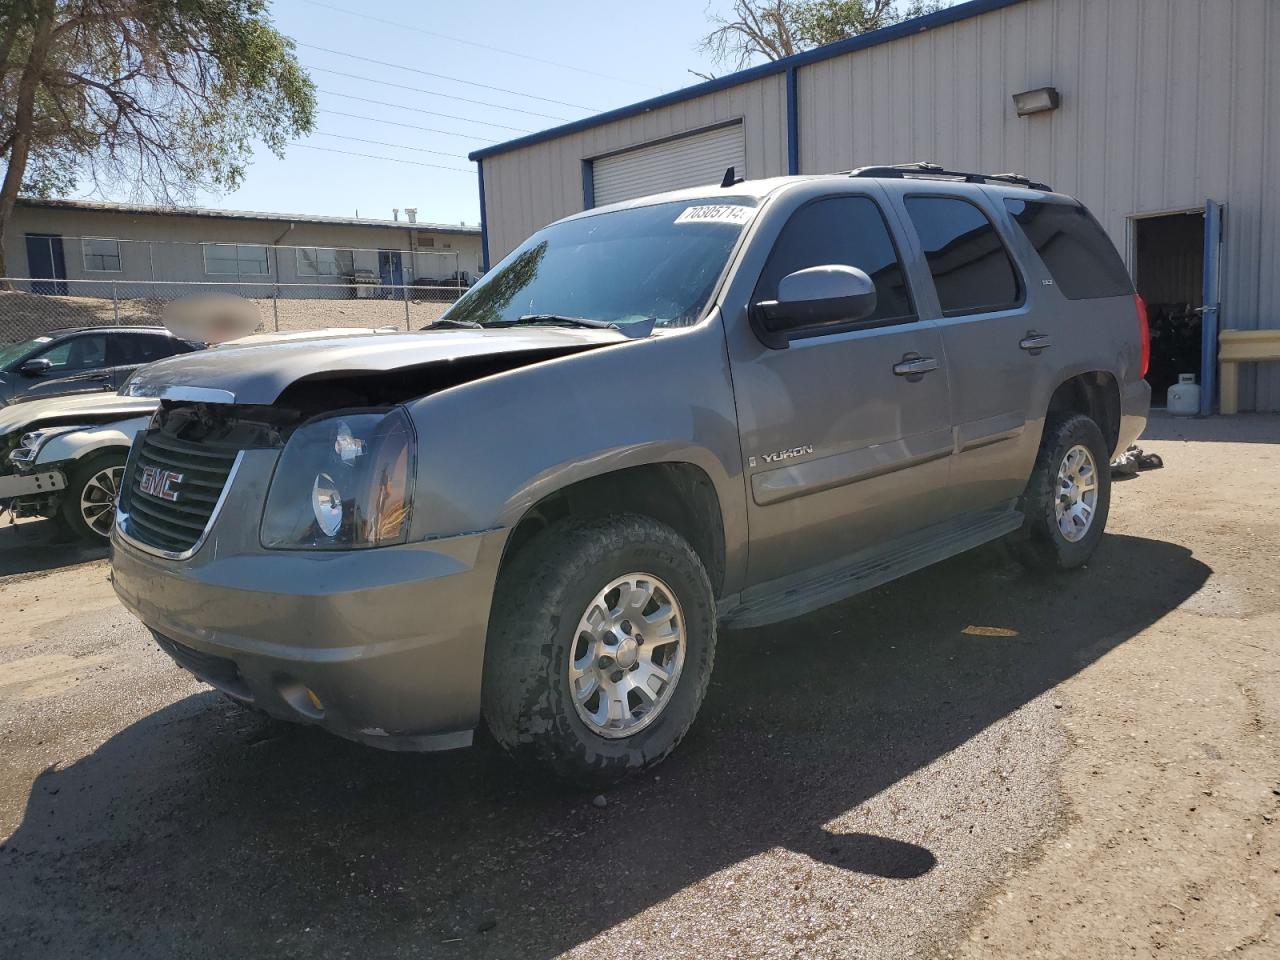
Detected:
left=19, top=358, right=52, bottom=377
left=752, top=265, right=878, bottom=348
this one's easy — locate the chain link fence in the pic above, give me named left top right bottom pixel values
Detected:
left=0, top=277, right=468, bottom=343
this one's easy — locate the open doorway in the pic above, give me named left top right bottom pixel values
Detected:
left=1131, top=211, right=1204, bottom=406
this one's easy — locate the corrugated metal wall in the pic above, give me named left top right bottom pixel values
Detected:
left=480, top=0, right=1280, bottom=409
left=480, top=74, right=789, bottom=260
left=797, top=0, right=1280, bottom=411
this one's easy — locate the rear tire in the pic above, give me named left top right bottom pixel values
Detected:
left=482, top=514, right=716, bottom=786
left=1015, top=413, right=1111, bottom=571
left=59, top=450, right=128, bottom=543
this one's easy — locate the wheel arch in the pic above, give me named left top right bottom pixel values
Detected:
left=1044, top=371, right=1122, bottom=458
left=35, top=416, right=149, bottom=467
left=499, top=461, right=728, bottom=600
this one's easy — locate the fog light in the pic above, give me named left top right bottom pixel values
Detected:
left=306, top=688, right=324, bottom=711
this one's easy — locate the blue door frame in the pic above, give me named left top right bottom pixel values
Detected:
left=1199, top=200, right=1224, bottom=416
left=378, top=249, right=404, bottom=289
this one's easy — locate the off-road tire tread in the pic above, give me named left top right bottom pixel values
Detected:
left=482, top=513, right=715, bottom=786
left=1016, top=412, right=1111, bottom=571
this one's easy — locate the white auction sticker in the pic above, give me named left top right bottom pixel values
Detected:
left=674, top=204, right=753, bottom=226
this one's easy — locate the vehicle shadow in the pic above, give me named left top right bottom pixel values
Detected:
left=0, top=516, right=106, bottom=577
left=0, top=533, right=1210, bottom=959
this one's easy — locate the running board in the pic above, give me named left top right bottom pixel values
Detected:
left=719, top=507, right=1023, bottom=629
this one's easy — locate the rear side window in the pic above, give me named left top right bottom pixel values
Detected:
left=903, top=196, right=1022, bottom=316
left=1004, top=199, right=1133, bottom=299
left=755, top=196, right=915, bottom=325
left=112, top=333, right=185, bottom=366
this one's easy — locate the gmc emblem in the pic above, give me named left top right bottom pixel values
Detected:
left=139, top=465, right=183, bottom=502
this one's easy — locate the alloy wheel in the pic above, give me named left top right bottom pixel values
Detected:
left=568, top=573, right=686, bottom=738
left=80, top=465, right=125, bottom=539
left=1054, top=443, right=1098, bottom=543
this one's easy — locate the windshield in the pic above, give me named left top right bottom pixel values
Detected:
left=0, top=337, right=50, bottom=368
left=440, top=198, right=758, bottom=329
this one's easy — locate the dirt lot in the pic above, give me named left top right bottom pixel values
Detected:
left=0, top=413, right=1276, bottom=959
left=0, top=288, right=454, bottom=341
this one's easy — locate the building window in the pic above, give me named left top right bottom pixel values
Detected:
left=296, top=247, right=355, bottom=277
left=82, top=238, right=122, bottom=272
left=203, top=243, right=270, bottom=276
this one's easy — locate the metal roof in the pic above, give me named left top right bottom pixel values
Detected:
left=16, top=197, right=481, bottom=236
left=468, top=0, right=1027, bottom=162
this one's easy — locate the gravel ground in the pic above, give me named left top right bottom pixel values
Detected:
left=0, top=414, right=1276, bottom=959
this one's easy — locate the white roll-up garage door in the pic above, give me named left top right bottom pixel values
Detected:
left=591, top=123, right=746, bottom=207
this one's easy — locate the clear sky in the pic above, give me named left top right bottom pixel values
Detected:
left=183, top=0, right=740, bottom=226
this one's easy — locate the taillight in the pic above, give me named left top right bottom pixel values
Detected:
left=1135, top=294, right=1150, bottom=378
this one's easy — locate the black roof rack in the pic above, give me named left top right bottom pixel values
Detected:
left=848, top=162, right=1051, bottom=192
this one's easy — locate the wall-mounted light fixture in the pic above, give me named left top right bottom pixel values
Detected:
left=1012, top=86, right=1061, bottom=117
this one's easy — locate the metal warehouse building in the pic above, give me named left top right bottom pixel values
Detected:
left=470, top=0, right=1280, bottom=412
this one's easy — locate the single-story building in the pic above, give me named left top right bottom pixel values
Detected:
left=5, top=198, right=484, bottom=290
left=470, top=0, right=1280, bottom=412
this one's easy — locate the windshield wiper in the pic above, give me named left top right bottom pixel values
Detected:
left=425, top=317, right=482, bottom=329
left=508, top=314, right=619, bottom=330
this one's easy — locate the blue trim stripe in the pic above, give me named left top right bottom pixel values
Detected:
left=467, top=0, right=1027, bottom=162
left=581, top=159, right=595, bottom=209
left=785, top=66, right=799, bottom=176
left=476, top=159, right=490, bottom=272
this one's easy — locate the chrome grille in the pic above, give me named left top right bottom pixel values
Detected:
left=121, top=431, right=239, bottom=555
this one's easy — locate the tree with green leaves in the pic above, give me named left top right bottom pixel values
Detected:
left=0, top=0, right=316, bottom=279
left=699, top=0, right=947, bottom=71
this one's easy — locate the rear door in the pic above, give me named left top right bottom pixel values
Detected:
left=725, top=187, right=954, bottom=587
left=891, top=189, right=1043, bottom=515
left=108, top=332, right=193, bottom=387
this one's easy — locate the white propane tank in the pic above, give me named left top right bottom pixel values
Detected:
left=1167, top=373, right=1200, bottom=416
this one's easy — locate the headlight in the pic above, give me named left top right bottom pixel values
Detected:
left=261, top=409, right=414, bottom=550
left=9, top=426, right=85, bottom=468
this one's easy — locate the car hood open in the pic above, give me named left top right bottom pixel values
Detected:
left=124, top=327, right=631, bottom=406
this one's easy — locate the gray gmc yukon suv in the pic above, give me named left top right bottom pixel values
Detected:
left=112, top=165, right=1150, bottom=782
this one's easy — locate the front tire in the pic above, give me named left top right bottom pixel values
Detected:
left=59, top=450, right=128, bottom=542
left=1015, top=413, right=1111, bottom=570
left=482, top=514, right=716, bottom=786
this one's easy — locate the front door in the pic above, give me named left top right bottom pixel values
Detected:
left=726, top=191, right=954, bottom=587
left=20, top=333, right=112, bottom=399
left=25, top=233, right=67, bottom=295
left=378, top=250, right=403, bottom=290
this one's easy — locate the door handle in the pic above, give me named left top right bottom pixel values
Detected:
left=1019, top=333, right=1053, bottom=353
left=87, top=374, right=111, bottom=382
left=893, top=356, right=939, bottom=378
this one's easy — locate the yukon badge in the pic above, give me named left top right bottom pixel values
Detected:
left=759, top=443, right=815, bottom=465
left=139, top=465, right=183, bottom=502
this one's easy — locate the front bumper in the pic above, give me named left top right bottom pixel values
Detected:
left=112, top=504, right=508, bottom=751
left=0, top=469, right=66, bottom=500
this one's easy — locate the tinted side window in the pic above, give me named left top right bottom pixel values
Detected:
left=1004, top=199, right=1133, bottom=299
left=903, top=197, right=1022, bottom=316
left=756, top=196, right=914, bottom=325
left=36, top=334, right=107, bottom=372
left=113, top=333, right=184, bottom=366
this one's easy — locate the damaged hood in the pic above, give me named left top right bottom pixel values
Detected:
left=124, top=327, right=630, bottom=405
left=0, top=391, right=158, bottom=437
